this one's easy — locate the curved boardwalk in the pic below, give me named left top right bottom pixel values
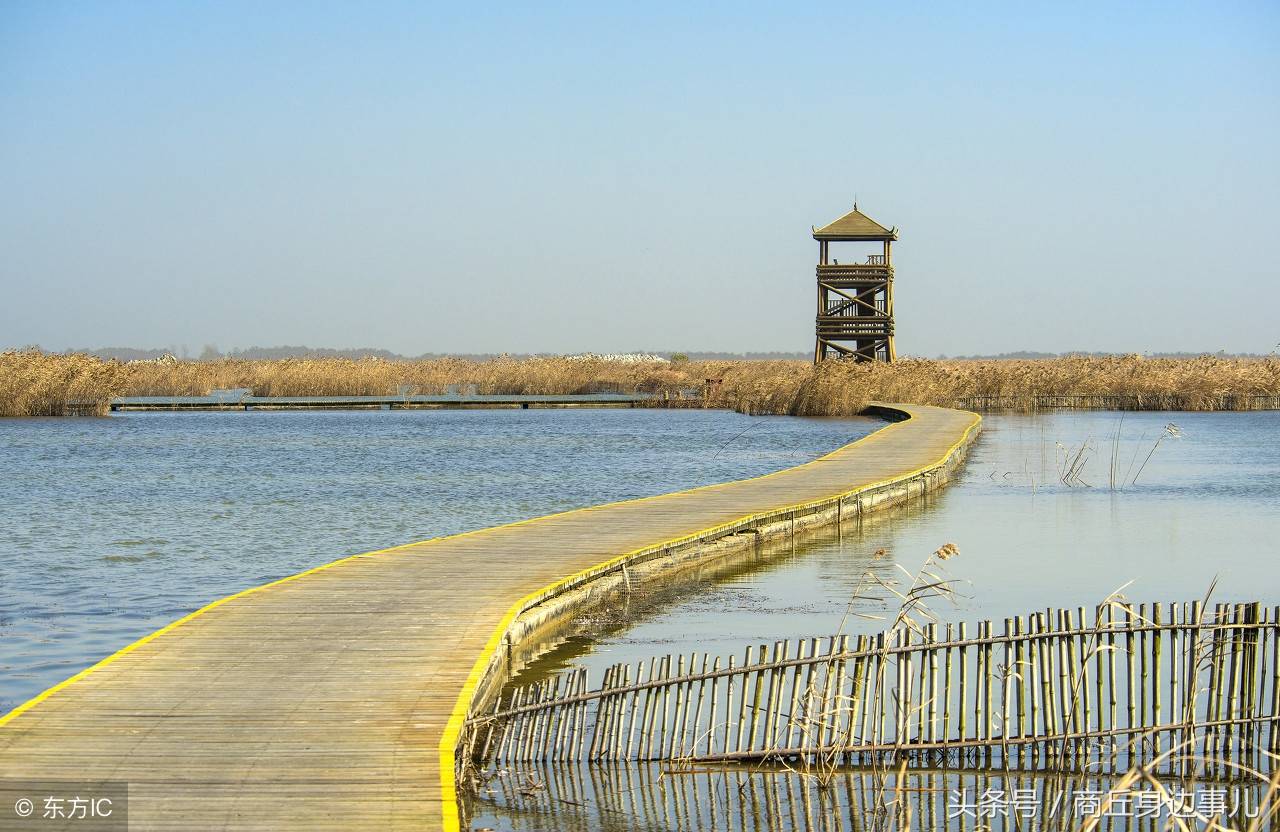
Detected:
left=0, top=404, right=979, bottom=831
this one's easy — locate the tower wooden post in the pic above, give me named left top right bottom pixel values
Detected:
left=812, top=204, right=898, bottom=362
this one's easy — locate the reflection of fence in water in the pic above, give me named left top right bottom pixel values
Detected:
left=482, top=764, right=1270, bottom=832
left=478, top=602, right=1279, bottom=774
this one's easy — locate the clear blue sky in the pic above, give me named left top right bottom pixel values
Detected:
left=2, top=2, right=1277, bottom=356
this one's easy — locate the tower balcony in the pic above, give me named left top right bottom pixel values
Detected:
left=815, top=316, right=895, bottom=338
left=816, top=261, right=893, bottom=285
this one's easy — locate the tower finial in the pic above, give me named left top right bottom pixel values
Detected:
left=854, top=195, right=858, bottom=212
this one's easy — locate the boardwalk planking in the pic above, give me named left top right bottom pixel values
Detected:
left=0, top=404, right=979, bottom=831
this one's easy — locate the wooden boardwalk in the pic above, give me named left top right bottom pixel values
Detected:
left=0, top=404, right=979, bottom=831
left=109, top=392, right=668, bottom=411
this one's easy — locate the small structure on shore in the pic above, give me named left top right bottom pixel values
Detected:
left=812, top=204, right=898, bottom=363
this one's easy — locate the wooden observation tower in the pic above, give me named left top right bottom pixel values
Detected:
left=812, top=204, right=898, bottom=363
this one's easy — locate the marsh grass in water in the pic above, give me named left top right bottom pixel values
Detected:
left=4, top=350, right=1280, bottom=417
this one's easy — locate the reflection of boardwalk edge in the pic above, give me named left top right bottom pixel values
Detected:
left=0, top=403, right=979, bottom=831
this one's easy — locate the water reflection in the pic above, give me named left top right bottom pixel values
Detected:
left=476, top=764, right=1272, bottom=832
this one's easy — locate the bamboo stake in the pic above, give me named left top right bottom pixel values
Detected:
left=1106, top=605, right=1117, bottom=746
left=823, top=636, right=844, bottom=751
left=957, top=622, right=968, bottom=742
left=761, top=642, right=783, bottom=755
left=832, top=634, right=850, bottom=754
left=802, top=637, right=821, bottom=758
left=974, top=621, right=985, bottom=746
left=573, top=668, right=589, bottom=761
left=1056, top=609, right=1071, bottom=750
left=722, top=654, right=735, bottom=760
left=1125, top=604, right=1137, bottom=742
left=608, top=667, right=626, bottom=760
left=1152, top=604, right=1162, bottom=757
left=1037, top=612, right=1056, bottom=741
left=588, top=669, right=611, bottom=761
left=568, top=668, right=586, bottom=762
left=943, top=624, right=954, bottom=744
left=1167, top=602, right=1177, bottom=755
left=1270, top=605, right=1279, bottom=754
left=1064, top=609, right=1080, bottom=753
left=1000, top=618, right=1011, bottom=747
left=1226, top=605, right=1243, bottom=761
left=786, top=638, right=808, bottom=753
left=623, top=661, right=645, bottom=760
left=498, top=685, right=521, bottom=764
left=689, top=653, right=709, bottom=760
left=735, top=646, right=752, bottom=754
left=1091, top=605, right=1103, bottom=746
left=705, top=656, right=721, bottom=758
left=551, top=673, right=571, bottom=762
left=747, top=646, right=765, bottom=755
left=1244, top=601, right=1254, bottom=757
left=613, top=664, right=632, bottom=759
left=1027, top=616, right=1038, bottom=744
left=850, top=636, right=867, bottom=756
left=643, top=656, right=667, bottom=761
left=657, top=654, right=674, bottom=759
left=928, top=624, right=939, bottom=745
left=980, top=620, right=992, bottom=762
left=518, top=679, right=540, bottom=762
left=861, top=636, right=878, bottom=758
left=537, top=675, right=559, bottom=760
left=1207, top=605, right=1227, bottom=762
left=1138, top=603, right=1149, bottom=741
left=901, top=628, right=914, bottom=747
left=1074, top=605, right=1089, bottom=760
left=670, top=654, right=688, bottom=760
left=1202, top=603, right=1221, bottom=763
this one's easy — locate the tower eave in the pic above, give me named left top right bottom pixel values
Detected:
left=811, top=230, right=898, bottom=242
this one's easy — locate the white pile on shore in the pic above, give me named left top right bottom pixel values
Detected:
left=564, top=353, right=670, bottom=363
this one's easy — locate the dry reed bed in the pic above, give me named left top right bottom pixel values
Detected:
left=3, top=350, right=1279, bottom=418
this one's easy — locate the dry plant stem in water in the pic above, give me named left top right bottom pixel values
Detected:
left=765, top=543, right=964, bottom=831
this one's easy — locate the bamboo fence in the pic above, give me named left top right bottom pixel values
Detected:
left=477, top=602, right=1280, bottom=775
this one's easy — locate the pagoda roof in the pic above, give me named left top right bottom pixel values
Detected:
left=812, top=206, right=897, bottom=241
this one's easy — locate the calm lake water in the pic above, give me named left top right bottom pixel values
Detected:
left=473, top=410, right=1280, bottom=831
left=0, top=408, right=874, bottom=714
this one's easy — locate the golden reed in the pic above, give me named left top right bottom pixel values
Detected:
left=2, top=349, right=1278, bottom=418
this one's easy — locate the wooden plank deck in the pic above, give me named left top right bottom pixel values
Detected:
left=109, top=392, right=666, bottom=411
left=0, top=403, right=979, bottom=831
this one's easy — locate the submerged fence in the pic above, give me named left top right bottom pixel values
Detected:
left=476, top=602, right=1279, bottom=773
